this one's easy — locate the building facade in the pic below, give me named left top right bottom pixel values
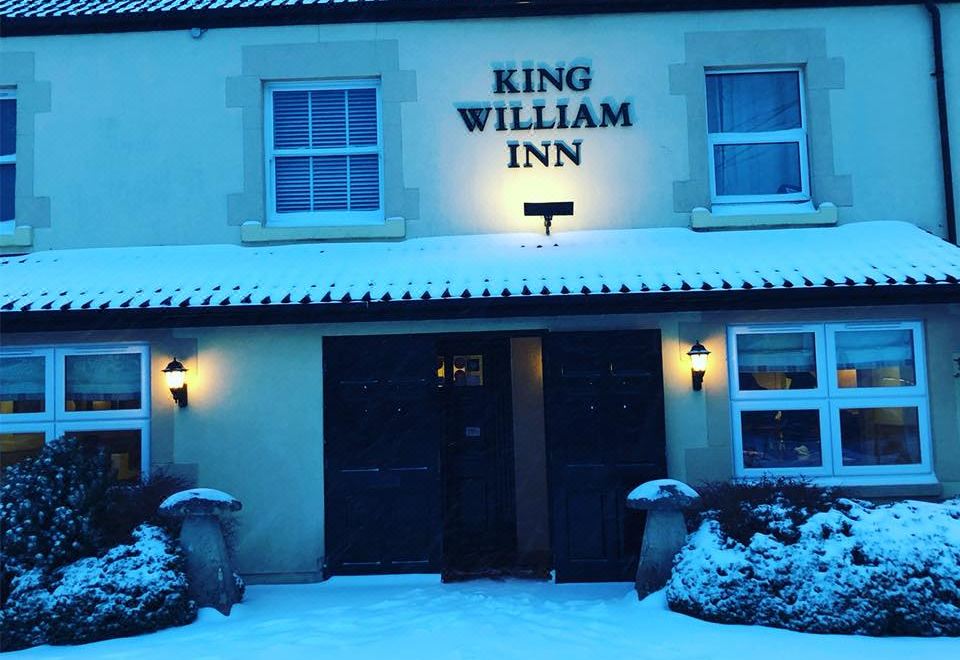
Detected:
left=1, top=0, right=959, bottom=583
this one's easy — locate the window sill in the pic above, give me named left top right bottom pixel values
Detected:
left=241, top=217, right=405, bottom=243
left=0, top=223, right=33, bottom=248
left=741, top=473, right=942, bottom=499
left=691, top=202, right=837, bottom=230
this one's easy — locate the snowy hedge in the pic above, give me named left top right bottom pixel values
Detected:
left=667, top=495, right=960, bottom=636
left=1, top=524, right=197, bottom=651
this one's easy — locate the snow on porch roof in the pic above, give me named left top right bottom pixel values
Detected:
left=1, top=221, right=959, bottom=315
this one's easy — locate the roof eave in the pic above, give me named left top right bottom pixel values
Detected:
left=2, top=283, right=957, bottom=333
left=0, top=0, right=932, bottom=38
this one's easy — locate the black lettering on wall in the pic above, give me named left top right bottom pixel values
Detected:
left=494, top=69, right=520, bottom=94
left=554, top=140, right=583, bottom=166
left=566, top=66, right=592, bottom=92
left=599, top=102, right=633, bottom=127
left=457, top=107, right=492, bottom=132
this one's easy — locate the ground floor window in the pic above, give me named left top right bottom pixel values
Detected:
left=0, top=344, right=150, bottom=479
left=728, top=321, right=931, bottom=480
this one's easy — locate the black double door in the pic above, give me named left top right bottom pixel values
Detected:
left=543, top=331, right=667, bottom=583
left=324, top=331, right=666, bottom=583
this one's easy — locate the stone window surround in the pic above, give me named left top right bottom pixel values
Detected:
left=226, top=40, right=419, bottom=243
left=0, top=52, right=52, bottom=249
left=669, top=29, right=852, bottom=229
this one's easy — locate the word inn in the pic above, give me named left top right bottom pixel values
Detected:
left=456, top=65, right=633, bottom=168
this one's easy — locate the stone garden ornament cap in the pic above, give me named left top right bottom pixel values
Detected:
left=627, top=479, right=700, bottom=600
left=160, top=488, right=242, bottom=518
left=626, top=479, right=700, bottom=511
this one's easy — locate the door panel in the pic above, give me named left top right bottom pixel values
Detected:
left=439, top=339, right=517, bottom=577
left=324, top=335, right=442, bottom=575
left=544, top=331, right=666, bottom=582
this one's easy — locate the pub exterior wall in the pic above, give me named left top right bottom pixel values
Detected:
left=4, top=302, right=958, bottom=579
left=1, top=5, right=956, bottom=250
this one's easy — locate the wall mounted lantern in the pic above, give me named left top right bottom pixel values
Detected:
left=687, top=341, right=710, bottom=391
left=162, top=358, right=189, bottom=408
left=524, top=201, right=573, bottom=236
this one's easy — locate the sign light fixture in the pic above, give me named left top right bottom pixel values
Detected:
left=524, top=201, right=574, bottom=236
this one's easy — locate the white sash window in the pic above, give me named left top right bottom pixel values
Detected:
left=706, top=69, right=810, bottom=204
left=265, top=80, right=383, bottom=227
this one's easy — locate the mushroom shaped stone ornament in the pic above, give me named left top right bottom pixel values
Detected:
left=160, top=488, right=243, bottom=615
left=626, top=479, right=700, bottom=599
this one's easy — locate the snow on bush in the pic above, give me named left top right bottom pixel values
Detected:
left=1, top=524, right=197, bottom=651
left=667, top=496, right=960, bottom=636
left=1, top=436, right=114, bottom=586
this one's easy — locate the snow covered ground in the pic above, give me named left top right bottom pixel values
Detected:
left=8, top=575, right=960, bottom=659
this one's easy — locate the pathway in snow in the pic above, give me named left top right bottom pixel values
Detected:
left=10, top=576, right=960, bottom=659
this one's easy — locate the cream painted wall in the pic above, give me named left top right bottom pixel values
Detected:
left=2, top=5, right=956, bottom=248
left=4, top=303, right=958, bottom=578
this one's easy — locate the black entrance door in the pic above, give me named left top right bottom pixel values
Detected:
left=323, top=335, right=442, bottom=575
left=438, top=338, right=517, bottom=578
left=543, top=331, right=666, bottom=583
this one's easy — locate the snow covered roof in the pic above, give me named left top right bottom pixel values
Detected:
left=0, top=0, right=931, bottom=35
left=2, top=222, right=958, bottom=322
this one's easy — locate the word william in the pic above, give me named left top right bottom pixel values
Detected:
left=456, top=65, right=633, bottom=168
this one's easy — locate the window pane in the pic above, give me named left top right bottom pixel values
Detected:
left=64, top=353, right=141, bottom=412
left=313, top=155, right=348, bottom=211
left=0, top=98, right=15, bottom=157
left=275, top=156, right=312, bottom=213
left=272, top=90, right=310, bottom=149
left=835, top=329, right=916, bottom=388
left=736, top=332, right=817, bottom=391
left=706, top=71, right=801, bottom=133
left=349, top=154, right=380, bottom=210
left=0, top=432, right=44, bottom=471
left=310, top=89, right=347, bottom=149
left=0, top=355, right=45, bottom=414
left=347, top=88, right=378, bottom=147
left=70, top=429, right=141, bottom=481
left=741, top=409, right=822, bottom=469
left=714, top=142, right=802, bottom=196
left=0, top=163, right=14, bottom=222
left=840, top=407, right=921, bottom=466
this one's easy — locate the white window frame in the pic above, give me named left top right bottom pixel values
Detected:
left=0, top=343, right=151, bottom=476
left=55, top=419, right=151, bottom=479
left=706, top=67, right=810, bottom=205
left=0, top=346, right=54, bottom=423
left=728, top=321, right=933, bottom=482
left=264, top=79, right=384, bottom=227
left=57, top=344, right=150, bottom=421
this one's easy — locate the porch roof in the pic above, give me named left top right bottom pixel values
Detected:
left=2, top=222, right=959, bottom=328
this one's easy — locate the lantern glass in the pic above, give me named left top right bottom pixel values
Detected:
left=690, top=352, right=709, bottom=373
left=164, top=369, right=186, bottom=390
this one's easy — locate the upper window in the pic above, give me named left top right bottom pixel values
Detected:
left=706, top=69, right=809, bottom=204
left=0, top=345, right=150, bottom=479
left=729, top=322, right=930, bottom=481
left=0, top=89, right=15, bottom=222
left=264, top=80, right=383, bottom=227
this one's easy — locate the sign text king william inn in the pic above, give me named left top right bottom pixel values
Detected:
left=456, top=64, right=633, bottom=168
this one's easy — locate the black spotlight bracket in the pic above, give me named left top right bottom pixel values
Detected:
left=524, top=201, right=574, bottom=236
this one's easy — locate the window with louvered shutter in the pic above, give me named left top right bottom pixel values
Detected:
left=265, top=81, right=383, bottom=226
